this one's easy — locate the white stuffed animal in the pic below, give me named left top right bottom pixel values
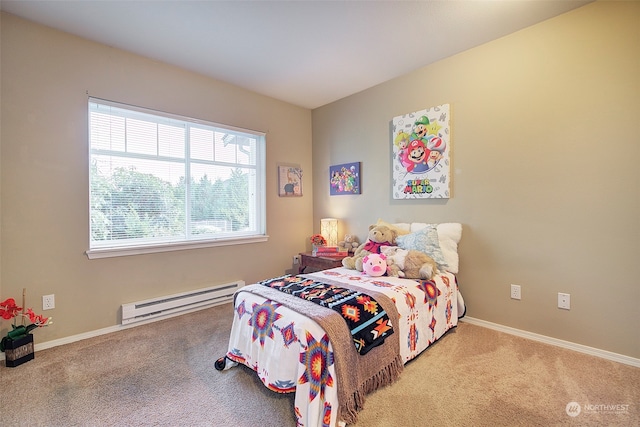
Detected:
left=380, top=246, right=438, bottom=280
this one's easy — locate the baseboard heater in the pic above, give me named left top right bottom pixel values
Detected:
left=121, top=280, right=245, bottom=325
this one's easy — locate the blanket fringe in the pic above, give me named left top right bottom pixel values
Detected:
left=338, top=355, right=404, bottom=425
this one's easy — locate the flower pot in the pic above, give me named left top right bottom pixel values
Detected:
left=4, top=333, right=34, bottom=367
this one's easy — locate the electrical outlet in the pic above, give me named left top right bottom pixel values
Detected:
left=558, top=292, right=570, bottom=310
left=510, top=284, right=521, bottom=300
left=293, top=255, right=301, bottom=265
left=42, top=294, right=55, bottom=310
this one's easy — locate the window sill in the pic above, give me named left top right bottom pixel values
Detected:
left=86, top=235, right=269, bottom=259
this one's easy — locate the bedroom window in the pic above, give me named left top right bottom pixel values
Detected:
left=87, top=98, right=266, bottom=259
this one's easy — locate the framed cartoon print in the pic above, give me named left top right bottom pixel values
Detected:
left=278, top=164, right=303, bottom=197
left=392, top=104, right=450, bottom=199
left=330, top=162, right=361, bottom=195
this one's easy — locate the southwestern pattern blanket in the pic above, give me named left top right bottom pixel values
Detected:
left=256, top=274, right=394, bottom=355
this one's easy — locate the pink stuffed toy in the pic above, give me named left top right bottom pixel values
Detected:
left=361, top=253, right=388, bottom=277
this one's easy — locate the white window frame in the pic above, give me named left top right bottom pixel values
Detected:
left=86, top=97, right=267, bottom=259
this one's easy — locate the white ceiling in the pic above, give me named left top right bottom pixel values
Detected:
left=1, top=0, right=592, bottom=109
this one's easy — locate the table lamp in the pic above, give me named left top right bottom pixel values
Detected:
left=320, top=218, right=339, bottom=247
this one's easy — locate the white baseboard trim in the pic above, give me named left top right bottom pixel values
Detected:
left=3, top=309, right=638, bottom=368
left=461, top=316, right=640, bottom=368
left=1, top=302, right=229, bottom=362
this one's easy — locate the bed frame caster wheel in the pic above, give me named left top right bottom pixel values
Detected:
left=215, top=356, right=228, bottom=371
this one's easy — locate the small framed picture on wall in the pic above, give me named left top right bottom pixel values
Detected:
left=330, top=162, right=361, bottom=195
left=278, top=164, right=303, bottom=197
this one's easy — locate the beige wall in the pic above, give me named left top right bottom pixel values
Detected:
left=0, top=13, right=314, bottom=342
left=312, top=1, right=639, bottom=358
left=2, top=2, right=638, bottom=360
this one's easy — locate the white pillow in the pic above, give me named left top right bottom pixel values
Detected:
left=410, top=223, right=462, bottom=274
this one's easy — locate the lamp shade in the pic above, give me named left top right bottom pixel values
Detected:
left=320, top=218, right=339, bottom=247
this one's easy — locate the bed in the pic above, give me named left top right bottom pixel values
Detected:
left=216, top=222, right=464, bottom=427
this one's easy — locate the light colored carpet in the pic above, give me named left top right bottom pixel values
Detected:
left=1, top=303, right=638, bottom=426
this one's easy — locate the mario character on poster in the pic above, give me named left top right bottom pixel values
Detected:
left=330, top=162, right=361, bottom=195
left=392, top=104, right=450, bottom=199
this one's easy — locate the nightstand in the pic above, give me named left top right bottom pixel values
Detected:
left=298, top=252, right=346, bottom=274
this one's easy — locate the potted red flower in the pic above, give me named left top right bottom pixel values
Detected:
left=310, top=234, right=327, bottom=246
left=1, top=291, right=53, bottom=367
left=310, top=234, right=327, bottom=255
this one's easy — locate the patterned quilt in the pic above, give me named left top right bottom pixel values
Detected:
left=223, top=267, right=464, bottom=427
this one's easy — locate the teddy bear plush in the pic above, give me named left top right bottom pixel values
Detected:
left=380, top=246, right=438, bottom=280
left=342, top=224, right=397, bottom=272
left=338, top=234, right=360, bottom=253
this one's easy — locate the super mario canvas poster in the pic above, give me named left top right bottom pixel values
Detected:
left=392, top=104, right=450, bottom=199
left=330, top=162, right=361, bottom=195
